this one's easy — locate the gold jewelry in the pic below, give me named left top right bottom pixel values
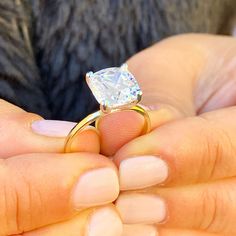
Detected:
left=64, top=64, right=151, bottom=153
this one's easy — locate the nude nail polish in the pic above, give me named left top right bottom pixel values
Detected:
left=116, top=194, right=166, bottom=224
left=87, top=207, right=123, bottom=236
left=119, top=156, right=168, bottom=190
left=32, top=120, right=77, bottom=137
left=73, top=168, right=119, bottom=208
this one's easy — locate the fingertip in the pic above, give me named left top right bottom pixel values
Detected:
left=97, top=104, right=185, bottom=157
left=31, top=119, right=76, bottom=138
left=70, top=126, right=100, bottom=153
left=98, top=111, right=144, bottom=156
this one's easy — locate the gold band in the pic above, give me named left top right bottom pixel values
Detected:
left=64, top=105, right=151, bottom=153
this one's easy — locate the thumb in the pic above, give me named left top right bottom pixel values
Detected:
left=0, top=99, right=100, bottom=158
left=97, top=107, right=184, bottom=156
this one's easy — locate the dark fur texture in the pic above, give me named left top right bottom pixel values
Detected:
left=0, top=0, right=236, bottom=121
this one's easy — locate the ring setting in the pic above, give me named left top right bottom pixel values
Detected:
left=64, top=63, right=151, bottom=153
left=86, top=63, right=142, bottom=113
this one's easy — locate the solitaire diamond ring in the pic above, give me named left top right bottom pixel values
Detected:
left=64, top=63, right=151, bottom=153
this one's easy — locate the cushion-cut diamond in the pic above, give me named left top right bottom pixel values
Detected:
left=86, top=64, right=142, bottom=109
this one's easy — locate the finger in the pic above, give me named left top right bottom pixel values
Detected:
left=129, top=34, right=236, bottom=114
left=98, top=34, right=214, bottom=157
left=67, top=126, right=100, bottom=153
left=113, top=106, right=236, bottom=190
left=97, top=34, right=236, bottom=156
left=23, top=205, right=123, bottom=236
left=116, top=178, right=236, bottom=235
left=0, top=152, right=119, bottom=235
left=98, top=105, right=184, bottom=156
left=0, top=100, right=99, bottom=158
left=122, top=225, right=221, bottom=236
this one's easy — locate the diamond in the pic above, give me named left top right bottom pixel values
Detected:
left=86, top=64, right=142, bottom=110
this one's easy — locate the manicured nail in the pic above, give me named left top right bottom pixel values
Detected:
left=87, top=207, right=123, bottom=236
left=31, top=120, right=77, bottom=137
left=119, top=156, right=168, bottom=190
left=116, top=194, right=166, bottom=224
left=122, top=224, right=158, bottom=236
left=73, top=168, right=119, bottom=208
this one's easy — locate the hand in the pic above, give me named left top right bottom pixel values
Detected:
left=98, top=34, right=236, bottom=236
left=0, top=100, right=122, bottom=236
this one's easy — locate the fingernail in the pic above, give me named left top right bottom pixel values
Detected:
left=119, top=156, right=168, bottom=190
left=73, top=168, right=119, bottom=208
left=122, top=224, right=158, bottom=236
left=87, top=207, right=123, bottom=236
left=116, top=194, right=166, bottom=224
left=31, top=120, right=77, bottom=137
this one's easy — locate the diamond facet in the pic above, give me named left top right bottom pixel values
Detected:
left=86, top=64, right=142, bottom=110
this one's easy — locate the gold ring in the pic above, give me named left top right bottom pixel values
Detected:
left=64, top=64, right=151, bottom=153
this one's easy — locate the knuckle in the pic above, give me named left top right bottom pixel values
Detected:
left=200, top=185, right=232, bottom=233
left=197, top=117, right=236, bottom=181
left=200, top=187, right=218, bottom=231
left=0, top=161, right=8, bottom=235
left=0, top=160, right=20, bottom=235
left=158, top=116, right=236, bottom=184
left=0, top=160, right=40, bottom=235
left=198, top=123, right=221, bottom=181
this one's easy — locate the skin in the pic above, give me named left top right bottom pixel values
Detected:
left=98, top=34, right=236, bottom=235
left=0, top=100, right=122, bottom=235
left=2, top=33, right=236, bottom=235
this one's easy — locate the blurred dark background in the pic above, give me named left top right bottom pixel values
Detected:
left=0, top=0, right=236, bottom=121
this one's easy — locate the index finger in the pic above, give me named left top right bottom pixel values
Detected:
left=113, top=107, right=236, bottom=189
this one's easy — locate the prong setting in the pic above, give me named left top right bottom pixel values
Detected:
left=137, top=92, right=142, bottom=103
left=86, top=71, right=94, bottom=81
left=120, top=63, right=128, bottom=71
left=100, top=103, right=109, bottom=113
left=86, top=64, right=142, bottom=112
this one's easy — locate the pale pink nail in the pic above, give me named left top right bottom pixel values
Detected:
left=119, top=156, right=168, bottom=190
left=73, top=168, right=119, bottom=208
left=87, top=207, right=123, bottom=236
left=31, top=120, right=77, bottom=137
left=116, top=194, right=166, bottom=224
left=122, top=224, right=158, bottom=236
